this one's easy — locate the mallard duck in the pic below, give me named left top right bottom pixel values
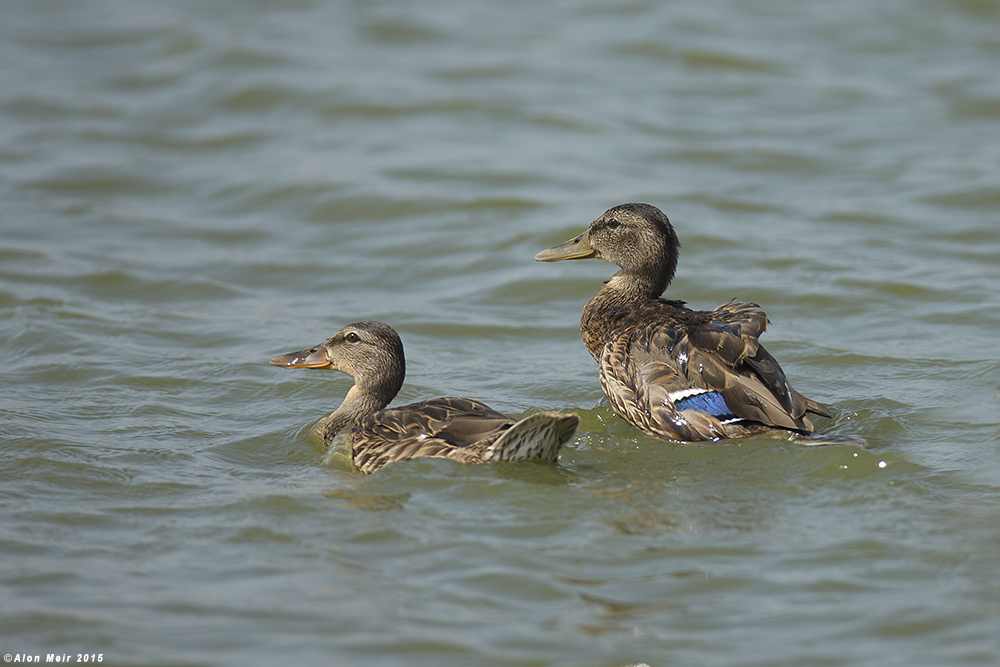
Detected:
left=270, top=321, right=579, bottom=474
left=536, top=203, right=858, bottom=444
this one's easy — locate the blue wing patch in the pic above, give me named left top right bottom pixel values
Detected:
left=672, top=390, right=741, bottom=423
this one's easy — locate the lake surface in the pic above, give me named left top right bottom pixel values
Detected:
left=2, top=0, right=999, bottom=665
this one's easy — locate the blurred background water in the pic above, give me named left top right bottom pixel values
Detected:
left=2, top=0, right=999, bottom=665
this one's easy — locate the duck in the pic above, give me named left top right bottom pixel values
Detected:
left=270, top=320, right=580, bottom=474
left=536, top=203, right=860, bottom=445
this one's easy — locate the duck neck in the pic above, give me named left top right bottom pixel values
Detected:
left=579, top=269, right=671, bottom=361
left=320, top=383, right=393, bottom=443
left=601, top=269, right=668, bottom=303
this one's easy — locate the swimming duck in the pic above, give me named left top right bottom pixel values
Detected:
left=536, top=203, right=850, bottom=443
left=271, top=321, right=579, bottom=474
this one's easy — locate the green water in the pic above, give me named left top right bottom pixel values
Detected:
left=2, top=1, right=999, bottom=665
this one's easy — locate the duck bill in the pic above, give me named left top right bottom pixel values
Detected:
left=534, top=230, right=597, bottom=262
left=270, top=345, right=331, bottom=369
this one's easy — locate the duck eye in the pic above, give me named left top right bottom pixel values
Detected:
left=605, top=218, right=620, bottom=228
left=345, top=332, right=360, bottom=343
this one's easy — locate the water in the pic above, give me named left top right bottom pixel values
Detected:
left=2, top=0, right=999, bottom=665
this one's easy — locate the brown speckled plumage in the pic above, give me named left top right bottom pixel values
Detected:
left=537, top=203, right=836, bottom=442
left=271, top=321, right=578, bottom=474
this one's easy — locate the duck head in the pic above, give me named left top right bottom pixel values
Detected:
left=270, top=320, right=405, bottom=412
left=535, top=203, right=680, bottom=298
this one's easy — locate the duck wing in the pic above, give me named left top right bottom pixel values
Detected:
left=351, top=399, right=579, bottom=474
left=351, top=397, right=515, bottom=474
left=598, top=299, right=827, bottom=441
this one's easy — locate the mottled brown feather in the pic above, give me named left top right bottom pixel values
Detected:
left=271, top=322, right=578, bottom=474
left=538, top=203, right=832, bottom=442
left=352, top=398, right=515, bottom=474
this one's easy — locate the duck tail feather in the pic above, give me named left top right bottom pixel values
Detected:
left=486, top=412, right=579, bottom=463
left=804, top=397, right=833, bottom=418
